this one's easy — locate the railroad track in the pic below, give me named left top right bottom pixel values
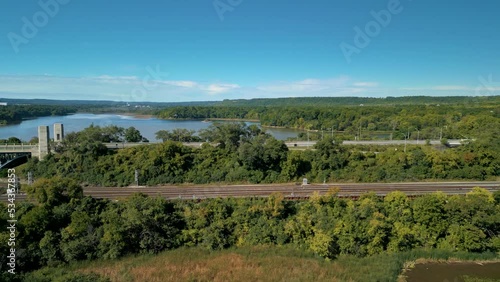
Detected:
left=3, top=181, right=499, bottom=202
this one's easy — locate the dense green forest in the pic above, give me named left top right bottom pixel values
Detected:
left=157, top=101, right=500, bottom=141
left=0, top=105, right=78, bottom=125
left=218, top=95, right=500, bottom=107
left=21, top=122, right=500, bottom=186
left=1, top=178, right=499, bottom=281
left=0, top=104, right=156, bottom=126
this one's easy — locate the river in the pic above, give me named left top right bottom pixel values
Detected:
left=405, top=262, right=500, bottom=282
left=0, top=113, right=302, bottom=142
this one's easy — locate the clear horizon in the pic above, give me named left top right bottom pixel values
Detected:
left=1, top=0, right=500, bottom=102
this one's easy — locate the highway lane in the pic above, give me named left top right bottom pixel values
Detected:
left=3, top=181, right=499, bottom=202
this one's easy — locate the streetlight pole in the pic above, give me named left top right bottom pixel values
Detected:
left=307, top=130, right=309, bottom=148
left=404, top=128, right=410, bottom=153
left=404, top=135, right=406, bottom=153
left=404, top=134, right=407, bottom=153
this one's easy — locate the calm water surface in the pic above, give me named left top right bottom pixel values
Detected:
left=405, top=262, right=500, bottom=282
left=0, top=113, right=301, bottom=141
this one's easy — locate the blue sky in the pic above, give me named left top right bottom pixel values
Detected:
left=1, top=0, right=499, bottom=102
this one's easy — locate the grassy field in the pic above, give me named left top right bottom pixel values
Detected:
left=24, top=246, right=499, bottom=282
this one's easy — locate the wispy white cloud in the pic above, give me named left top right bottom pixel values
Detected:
left=432, top=85, right=470, bottom=91
left=257, top=76, right=350, bottom=93
left=396, top=84, right=500, bottom=97
left=162, top=80, right=198, bottom=88
left=0, top=75, right=241, bottom=101
left=353, top=82, right=378, bottom=87
left=204, top=83, right=240, bottom=95
left=254, top=76, right=385, bottom=97
left=0, top=74, right=497, bottom=102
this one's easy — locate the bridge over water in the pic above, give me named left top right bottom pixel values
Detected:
left=0, top=123, right=62, bottom=169
left=0, top=144, right=35, bottom=169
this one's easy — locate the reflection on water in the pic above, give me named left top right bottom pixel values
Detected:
left=405, top=262, right=500, bottom=282
left=0, top=113, right=301, bottom=141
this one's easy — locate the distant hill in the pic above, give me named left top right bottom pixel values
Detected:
left=0, top=98, right=218, bottom=107
left=1, top=95, right=499, bottom=108
left=219, top=96, right=500, bottom=107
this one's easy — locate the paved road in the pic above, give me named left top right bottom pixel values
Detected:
left=3, top=181, right=499, bottom=202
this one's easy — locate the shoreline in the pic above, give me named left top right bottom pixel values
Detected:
left=398, top=258, right=500, bottom=282
left=204, top=118, right=260, bottom=122
left=157, top=117, right=259, bottom=122
left=262, top=125, right=314, bottom=132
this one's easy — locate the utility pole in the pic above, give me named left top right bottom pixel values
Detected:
left=15, top=176, right=20, bottom=194
left=134, top=169, right=139, bottom=186
left=404, top=131, right=408, bottom=153
left=307, top=130, right=310, bottom=148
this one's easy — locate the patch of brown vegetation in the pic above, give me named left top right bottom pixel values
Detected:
left=78, top=248, right=344, bottom=282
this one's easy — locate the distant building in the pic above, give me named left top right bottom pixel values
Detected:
left=0, top=102, right=7, bottom=106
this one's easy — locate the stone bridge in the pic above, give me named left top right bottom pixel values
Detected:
left=0, top=124, right=63, bottom=169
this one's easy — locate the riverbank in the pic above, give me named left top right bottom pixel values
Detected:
left=399, top=256, right=500, bottom=282
left=204, top=117, right=260, bottom=122
left=155, top=117, right=259, bottom=122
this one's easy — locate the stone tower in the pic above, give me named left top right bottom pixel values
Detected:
left=38, top=125, right=50, bottom=160
left=54, top=123, right=64, bottom=142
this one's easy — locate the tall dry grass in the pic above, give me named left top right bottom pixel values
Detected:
left=75, top=246, right=347, bottom=282
left=28, top=246, right=499, bottom=282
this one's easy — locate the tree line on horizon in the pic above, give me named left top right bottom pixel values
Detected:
left=0, top=105, right=77, bottom=126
